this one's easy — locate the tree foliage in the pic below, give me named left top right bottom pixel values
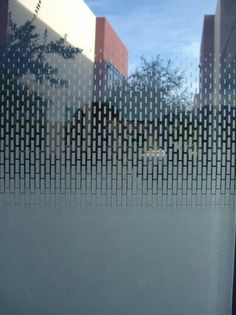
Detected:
left=110, top=55, right=192, bottom=114
left=129, top=56, right=183, bottom=90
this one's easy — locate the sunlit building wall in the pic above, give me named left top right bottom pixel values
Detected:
left=9, top=0, right=96, bottom=62
left=7, top=0, right=97, bottom=120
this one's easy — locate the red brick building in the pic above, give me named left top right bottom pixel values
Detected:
left=93, top=17, right=128, bottom=101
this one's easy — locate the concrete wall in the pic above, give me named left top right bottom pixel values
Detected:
left=200, top=15, right=214, bottom=106
left=220, top=0, right=236, bottom=58
left=212, top=0, right=236, bottom=107
left=220, top=0, right=236, bottom=107
left=213, top=0, right=221, bottom=107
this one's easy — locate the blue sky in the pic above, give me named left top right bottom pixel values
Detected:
left=86, top=0, right=217, bottom=75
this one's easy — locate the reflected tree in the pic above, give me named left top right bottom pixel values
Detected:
left=107, top=56, right=193, bottom=156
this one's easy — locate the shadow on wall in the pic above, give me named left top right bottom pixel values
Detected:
left=8, top=0, right=95, bottom=121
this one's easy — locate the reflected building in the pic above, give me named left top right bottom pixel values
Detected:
left=6, top=0, right=97, bottom=116
left=93, top=17, right=128, bottom=101
left=200, top=0, right=236, bottom=107
left=1, top=1, right=129, bottom=113
left=0, top=0, right=129, bottom=170
left=199, top=15, right=214, bottom=107
left=0, top=0, right=8, bottom=42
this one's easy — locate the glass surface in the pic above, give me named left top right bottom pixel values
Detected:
left=0, top=0, right=236, bottom=314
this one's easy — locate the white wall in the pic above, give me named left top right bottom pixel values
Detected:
left=10, top=0, right=96, bottom=62
left=8, top=0, right=97, bottom=125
